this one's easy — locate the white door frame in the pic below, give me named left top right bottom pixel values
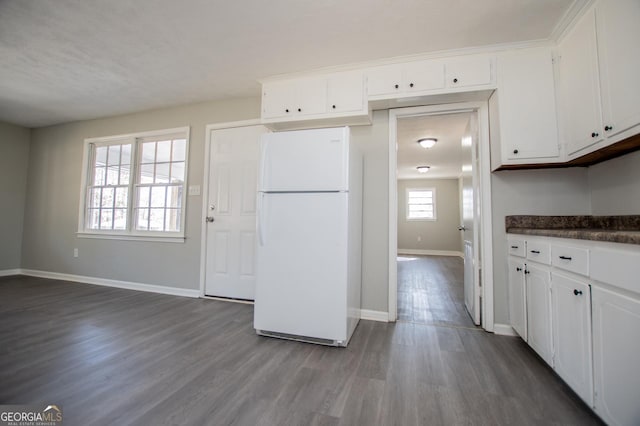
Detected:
left=199, top=119, right=264, bottom=298
left=388, top=102, right=494, bottom=332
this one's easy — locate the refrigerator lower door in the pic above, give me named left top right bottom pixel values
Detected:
left=254, top=192, right=348, bottom=344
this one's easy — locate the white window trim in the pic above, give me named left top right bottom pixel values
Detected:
left=77, top=126, right=190, bottom=242
left=406, top=187, right=437, bottom=221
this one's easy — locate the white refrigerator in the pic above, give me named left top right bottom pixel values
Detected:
left=253, top=126, right=363, bottom=347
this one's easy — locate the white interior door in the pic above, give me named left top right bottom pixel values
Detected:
left=461, top=115, right=481, bottom=325
left=204, top=125, right=269, bottom=300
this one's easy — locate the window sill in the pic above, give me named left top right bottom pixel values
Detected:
left=77, top=232, right=185, bottom=243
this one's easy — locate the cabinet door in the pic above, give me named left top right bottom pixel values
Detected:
left=498, top=48, right=559, bottom=161
left=592, top=286, right=640, bottom=426
left=526, top=264, right=553, bottom=365
left=596, top=0, right=640, bottom=139
left=508, top=258, right=527, bottom=340
left=327, top=71, right=364, bottom=114
left=262, top=81, right=296, bottom=119
left=551, top=273, right=593, bottom=406
left=558, top=8, right=604, bottom=156
left=403, top=60, right=445, bottom=93
left=295, top=77, right=327, bottom=116
left=367, top=64, right=403, bottom=96
left=445, top=56, right=492, bottom=88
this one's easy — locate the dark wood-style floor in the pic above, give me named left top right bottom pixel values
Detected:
left=397, top=255, right=475, bottom=327
left=0, top=275, right=601, bottom=425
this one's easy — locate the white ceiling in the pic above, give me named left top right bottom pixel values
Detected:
left=0, top=0, right=577, bottom=128
left=397, top=112, right=472, bottom=180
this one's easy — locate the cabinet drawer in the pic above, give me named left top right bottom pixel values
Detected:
left=526, top=241, right=551, bottom=265
left=551, top=245, right=589, bottom=276
left=508, top=238, right=526, bottom=257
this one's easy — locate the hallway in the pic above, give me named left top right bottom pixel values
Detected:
left=397, top=255, right=476, bottom=328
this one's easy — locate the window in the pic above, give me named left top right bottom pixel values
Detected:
left=78, top=127, right=189, bottom=241
left=406, top=188, right=436, bottom=220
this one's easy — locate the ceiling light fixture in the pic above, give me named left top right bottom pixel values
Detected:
left=416, top=166, right=431, bottom=173
left=417, top=138, right=437, bottom=148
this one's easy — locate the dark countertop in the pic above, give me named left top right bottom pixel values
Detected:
left=505, top=215, right=640, bottom=245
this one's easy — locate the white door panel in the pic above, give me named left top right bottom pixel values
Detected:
left=205, top=125, right=268, bottom=300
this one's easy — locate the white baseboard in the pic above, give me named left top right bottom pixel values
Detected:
left=19, top=269, right=200, bottom=298
left=360, top=309, right=389, bottom=322
left=0, top=269, right=22, bottom=277
left=398, top=249, right=464, bottom=258
left=493, top=323, right=518, bottom=336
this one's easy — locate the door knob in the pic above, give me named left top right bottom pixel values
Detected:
left=206, top=216, right=215, bottom=223
left=458, top=226, right=466, bottom=231
left=210, top=204, right=215, bottom=211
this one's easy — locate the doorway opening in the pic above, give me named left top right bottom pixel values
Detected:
left=388, top=103, right=494, bottom=332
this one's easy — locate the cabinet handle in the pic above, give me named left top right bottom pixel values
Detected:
left=604, top=125, right=613, bottom=131
left=513, top=149, right=519, bottom=154
left=332, top=105, right=336, bottom=109
left=453, top=78, right=458, bottom=83
left=511, top=245, right=519, bottom=249
left=394, top=84, right=399, bottom=89
left=409, top=83, right=414, bottom=88
left=530, top=250, right=540, bottom=254
left=559, top=255, right=572, bottom=260
left=516, top=267, right=522, bottom=272
left=591, top=132, right=599, bottom=138
left=573, top=289, right=583, bottom=296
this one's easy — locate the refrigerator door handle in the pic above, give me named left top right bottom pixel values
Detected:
left=259, top=139, right=268, bottom=191
left=257, top=192, right=266, bottom=246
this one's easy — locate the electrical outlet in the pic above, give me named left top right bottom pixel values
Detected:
left=188, top=185, right=201, bottom=196
left=73, top=248, right=79, bottom=258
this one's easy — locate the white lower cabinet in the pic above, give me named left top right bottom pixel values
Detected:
left=592, top=286, right=640, bottom=426
left=551, top=273, right=593, bottom=406
left=508, top=258, right=527, bottom=340
left=525, top=263, right=553, bottom=365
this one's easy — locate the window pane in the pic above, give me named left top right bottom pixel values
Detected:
left=120, top=144, right=132, bottom=165
left=101, top=187, right=114, bottom=207
left=140, top=164, right=154, bottom=184
left=170, top=162, right=185, bottom=183
left=151, top=186, right=166, bottom=207
left=94, top=166, right=106, bottom=186
left=166, top=185, right=183, bottom=208
left=106, top=166, right=119, bottom=185
left=149, top=208, right=165, bottom=231
left=155, top=163, right=170, bottom=184
left=114, top=187, right=128, bottom=208
left=165, top=208, right=180, bottom=232
left=120, top=165, right=130, bottom=185
left=89, top=188, right=101, bottom=208
left=100, top=209, right=113, bottom=229
left=137, top=186, right=151, bottom=208
left=410, top=197, right=432, bottom=204
left=156, top=140, right=171, bottom=163
left=410, top=190, right=432, bottom=198
left=141, top=142, right=156, bottom=164
left=95, top=146, right=107, bottom=166
left=87, top=208, right=100, bottom=229
left=172, top=139, right=186, bottom=162
left=136, top=208, right=149, bottom=230
left=108, top=145, right=121, bottom=166
left=113, top=209, right=127, bottom=230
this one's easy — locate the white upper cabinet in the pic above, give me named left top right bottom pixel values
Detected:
left=558, top=0, right=640, bottom=159
left=445, top=56, right=493, bottom=89
left=367, top=60, right=445, bottom=97
left=596, top=0, right=640, bottom=139
left=262, top=77, right=327, bottom=120
left=490, top=47, right=561, bottom=169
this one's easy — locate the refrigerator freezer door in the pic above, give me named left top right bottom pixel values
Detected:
left=259, top=127, right=349, bottom=192
left=254, top=192, right=348, bottom=342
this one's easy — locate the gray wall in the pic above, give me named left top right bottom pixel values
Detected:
left=0, top=121, right=31, bottom=271
left=397, top=178, right=461, bottom=252
left=490, top=168, right=592, bottom=323
left=588, top=150, right=640, bottom=215
left=22, top=98, right=260, bottom=289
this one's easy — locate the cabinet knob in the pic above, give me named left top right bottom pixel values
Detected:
left=513, top=149, right=519, bottom=154
left=453, top=78, right=458, bottom=83
left=524, top=270, right=530, bottom=275
left=604, top=125, right=613, bottom=131
left=591, top=132, right=599, bottom=138
left=297, top=108, right=302, bottom=112
left=409, top=83, right=414, bottom=88
left=285, top=109, right=289, bottom=113
left=516, top=267, right=522, bottom=272
left=332, top=105, right=336, bottom=109
left=394, top=84, right=399, bottom=89
left=573, top=289, right=583, bottom=296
